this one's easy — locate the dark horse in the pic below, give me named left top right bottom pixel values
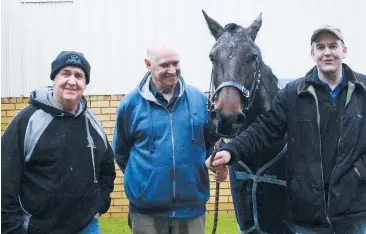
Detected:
left=203, top=11, right=289, bottom=233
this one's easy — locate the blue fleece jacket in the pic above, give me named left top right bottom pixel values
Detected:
left=113, top=72, right=213, bottom=218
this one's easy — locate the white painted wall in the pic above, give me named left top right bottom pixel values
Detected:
left=2, top=0, right=366, bottom=97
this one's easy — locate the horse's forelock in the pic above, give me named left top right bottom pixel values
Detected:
left=224, top=23, right=240, bottom=33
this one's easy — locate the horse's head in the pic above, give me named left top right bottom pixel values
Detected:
left=203, top=10, right=263, bottom=138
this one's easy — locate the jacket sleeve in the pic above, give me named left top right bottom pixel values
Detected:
left=354, top=75, right=366, bottom=182
left=112, top=102, right=133, bottom=174
left=98, top=142, right=116, bottom=214
left=1, top=114, right=27, bottom=234
left=221, top=86, right=289, bottom=164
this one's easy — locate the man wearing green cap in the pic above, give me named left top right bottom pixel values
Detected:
left=206, top=25, right=366, bottom=233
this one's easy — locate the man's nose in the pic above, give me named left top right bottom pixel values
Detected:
left=67, top=75, right=77, bottom=85
left=324, top=47, right=332, bottom=55
left=167, top=65, right=177, bottom=74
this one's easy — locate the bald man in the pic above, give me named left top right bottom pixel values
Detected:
left=112, top=40, right=227, bottom=234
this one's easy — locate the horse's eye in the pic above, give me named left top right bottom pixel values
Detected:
left=248, top=53, right=258, bottom=64
left=209, top=53, right=215, bottom=63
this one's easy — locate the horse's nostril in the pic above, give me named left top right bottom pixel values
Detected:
left=236, top=113, right=246, bottom=123
left=210, top=110, right=219, bottom=120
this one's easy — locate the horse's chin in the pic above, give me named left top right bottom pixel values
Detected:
left=216, top=124, right=243, bottom=138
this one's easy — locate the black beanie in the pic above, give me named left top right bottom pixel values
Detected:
left=50, top=51, right=91, bottom=84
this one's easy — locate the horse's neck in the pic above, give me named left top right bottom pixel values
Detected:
left=259, top=62, right=279, bottom=101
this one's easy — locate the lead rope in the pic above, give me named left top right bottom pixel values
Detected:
left=210, top=140, right=221, bottom=234
left=235, top=144, right=288, bottom=233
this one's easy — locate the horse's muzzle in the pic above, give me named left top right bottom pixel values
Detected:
left=211, top=109, right=246, bottom=138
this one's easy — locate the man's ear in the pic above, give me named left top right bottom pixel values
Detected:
left=342, top=46, right=348, bottom=59
left=310, top=43, right=316, bottom=62
left=145, top=59, right=152, bottom=71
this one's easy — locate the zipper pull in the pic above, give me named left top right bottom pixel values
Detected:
left=326, top=216, right=331, bottom=225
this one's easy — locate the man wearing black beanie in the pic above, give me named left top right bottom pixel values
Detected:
left=2, top=51, right=116, bottom=234
left=50, top=51, right=91, bottom=84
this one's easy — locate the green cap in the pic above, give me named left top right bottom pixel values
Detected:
left=310, top=25, right=344, bottom=44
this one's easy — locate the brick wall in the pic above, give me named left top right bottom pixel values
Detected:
left=1, top=95, right=234, bottom=217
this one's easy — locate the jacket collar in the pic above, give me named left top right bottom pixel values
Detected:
left=297, top=63, right=365, bottom=95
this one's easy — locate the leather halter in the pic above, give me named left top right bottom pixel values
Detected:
left=206, top=59, right=262, bottom=115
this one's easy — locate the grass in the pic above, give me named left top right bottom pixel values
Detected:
left=100, top=214, right=239, bottom=234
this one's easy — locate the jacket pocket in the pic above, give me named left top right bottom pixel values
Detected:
left=175, top=164, right=204, bottom=207
left=28, top=187, right=100, bottom=233
left=136, top=167, right=173, bottom=208
left=287, top=169, right=324, bottom=223
left=329, top=168, right=362, bottom=216
left=192, top=114, right=206, bottom=146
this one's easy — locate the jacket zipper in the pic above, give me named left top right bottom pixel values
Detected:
left=160, top=99, right=179, bottom=217
left=169, top=112, right=176, bottom=217
left=307, top=87, right=331, bottom=225
left=326, top=110, right=343, bottom=219
left=318, top=125, right=331, bottom=225
left=327, top=85, right=352, bottom=218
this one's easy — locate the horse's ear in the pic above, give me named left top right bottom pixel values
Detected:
left=202, top=10, right=224, bottom=40
left=247, top=13, right=262, bottom=41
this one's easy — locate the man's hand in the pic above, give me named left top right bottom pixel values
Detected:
left=205, top=150, right=232, bottom=172
left=214, top=166, right=228, bottom=182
